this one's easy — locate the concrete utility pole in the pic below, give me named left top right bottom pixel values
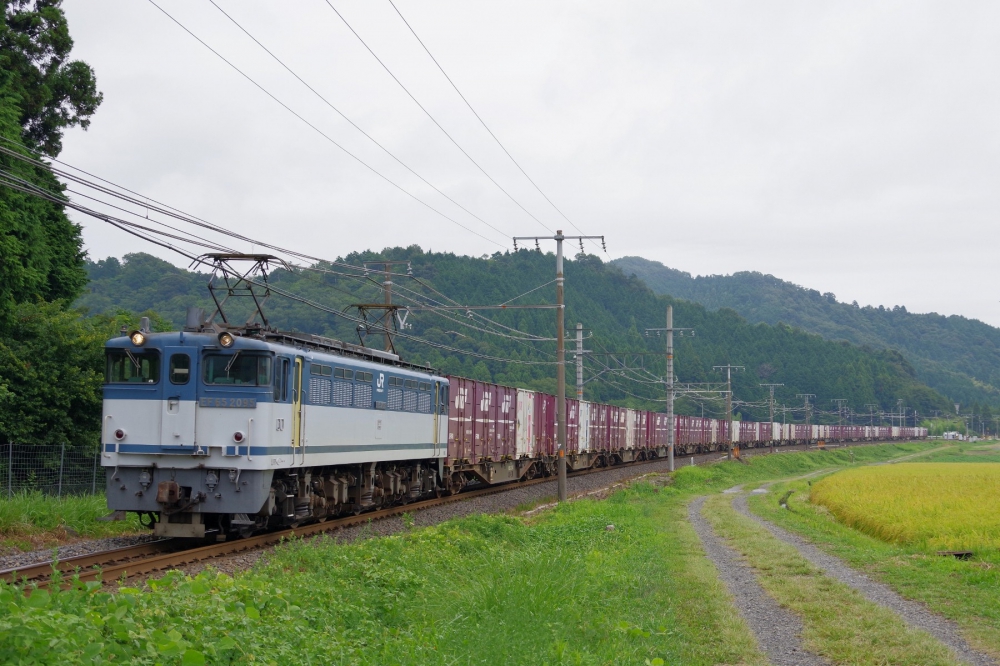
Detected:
left=781, top=404, right=787, bottom=444
left=714, top=364, right=744, bottom=460
left=832, top=399, right=848, bottom=426
left=575, top=323, right=584, bottom=400
left=760, top=384, right=784, bottom=453
left=513, top=231, right=604, bottom=503
left=796, top=394, right=816, bottom=440
left=865, top=404, right=878, bottom=429
left=362, top=260, right=412, bottom=351
left=897, top=399, right=905, bottom=429
left=646, top=306, right=694, bottom=472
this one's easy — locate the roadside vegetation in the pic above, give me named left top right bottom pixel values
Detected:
left=0, top=492, right=142, bottom=553
left=0, top=441, right=936, bottom=665
left=748, top=442, right=1000, bottom=658
left=702, top=493, right=958, bottom=665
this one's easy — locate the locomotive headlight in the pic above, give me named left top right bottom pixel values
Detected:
left=129, top=330, right=146, bottom=346
left=218, top=332, right=235, bottom=348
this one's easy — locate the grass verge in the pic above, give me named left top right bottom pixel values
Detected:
left=748, top=453, right=1000, bottom=658
left=0, top=492, right=142, bottom=552
left=703, top=493, right=959, bottom=665
left=0, top=441, right=937, bottom=664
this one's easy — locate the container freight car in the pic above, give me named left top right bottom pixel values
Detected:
left=100, top=321, right=927, bottom=538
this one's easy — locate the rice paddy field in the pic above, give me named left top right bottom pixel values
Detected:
left=810, top=462, right=1000, bottom=552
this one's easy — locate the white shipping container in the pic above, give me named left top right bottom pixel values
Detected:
left=515, top=389, right=535, bottom=457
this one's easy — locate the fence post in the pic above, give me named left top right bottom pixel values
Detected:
left=92, top=448, right=98, bottom=495
left=7, top=441, right=11, bottom=499
left=58, top=442, right=65, bottom=498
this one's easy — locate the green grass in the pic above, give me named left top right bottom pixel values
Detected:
left=703, top=493, right=960, bottom=665
left=0, top=441, right=939, bottom=665
left=0, top=488, right=767, bottom=665
left=917, top=440, right=1000, bottom=463
left=748, top=470, right=1000, bottom=659
left=0, top=492, right=142, bottom=552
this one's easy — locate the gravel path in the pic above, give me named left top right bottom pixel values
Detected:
left=687, top=496, right=827, bottom=666
left=732, top=494, right=996, bottom=666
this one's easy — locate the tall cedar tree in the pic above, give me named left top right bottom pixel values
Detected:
left=0, top=0, right=101, bottom=447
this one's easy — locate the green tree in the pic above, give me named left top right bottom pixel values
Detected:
left=1, top=0, right=103, bottom=156
left=0, top=70, right=87, bottom=325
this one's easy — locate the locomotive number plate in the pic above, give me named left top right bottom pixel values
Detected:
left=199, top=397, right=257, bottom=408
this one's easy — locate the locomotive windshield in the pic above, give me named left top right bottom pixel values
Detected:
left=106, top=349, right=160, bottom=384
left=203, top=353, right=271, bottom=386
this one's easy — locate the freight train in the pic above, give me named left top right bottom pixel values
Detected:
left=102, top=319, right=926, bottom=538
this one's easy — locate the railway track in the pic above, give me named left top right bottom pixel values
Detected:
left=0, top=440, right=885, bottom=588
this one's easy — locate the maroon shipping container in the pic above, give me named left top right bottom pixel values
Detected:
left=447, top=376, right=476, bottom=462
left=590, top=403, right=608, bottom=451
left=445, top=378, right=513, bottom=463
left=718, top=419, right=731, bottom=444
left=654, top=413, right=669, bottom=448
left=634, top=411, right=648, bottom=449
left=534, top=393, right=556, bottom=456
left=611, top=407, right=626, bottom=450
left=739, top=421, right=756, bottom=443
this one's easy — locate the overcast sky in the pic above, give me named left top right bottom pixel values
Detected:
left=60, top=1, right=1000, bottom=325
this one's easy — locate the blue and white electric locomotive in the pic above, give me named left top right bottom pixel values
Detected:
left=102, top=316, right=449, bottom=538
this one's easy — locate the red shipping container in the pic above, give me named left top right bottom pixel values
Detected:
left=447, top=376, right=475, bottom=462
left=534, top=393, right=556, bottom=456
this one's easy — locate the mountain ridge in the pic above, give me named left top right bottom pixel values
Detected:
left=75, top=249, right=952, bottom=423
left=612, top=256, right=1000, bottom=408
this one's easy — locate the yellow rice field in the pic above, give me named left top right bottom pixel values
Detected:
left=810, top=463, right=1000, bottom=552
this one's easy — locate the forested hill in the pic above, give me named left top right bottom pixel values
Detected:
left=78, top=250, right=951, bottom=423
left=613, top=256, right=1000, bottom=408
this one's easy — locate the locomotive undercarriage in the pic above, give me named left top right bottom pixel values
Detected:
left=136, top=447, right=672, bottom=538
left=126, top=438, right=897, bottom=539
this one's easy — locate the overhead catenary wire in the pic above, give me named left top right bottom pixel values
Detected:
left=145, top=0, right=506, bottom=248
left=386, top=0, right=607, bottom=257
left=0, top=165, right=569, bottom=367
left=0, top=136, right=571, bottom=355
left=321, top=0, right=555, bottom=235
left=1, top=140, right=811, bottom=404
left=206, top=0, right=511, bottom=242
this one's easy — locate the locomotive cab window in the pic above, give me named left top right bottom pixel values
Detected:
left=169, top=354, right=190, bottom=384
left=274, top=358, right=290, bottom=401
left=106, top=350, right=160, bottom=384
left=203, top=353, right=272, bottom=386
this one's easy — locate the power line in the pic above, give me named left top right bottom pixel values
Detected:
left=0, top=161, right=571, bottom=367
left=322, top=0, right=555, bottom=235
left=145, top=0, right=506, bottom=248
left=206, top=0, right=511, bottom=242
left=387, top=0, right=606, bottom=257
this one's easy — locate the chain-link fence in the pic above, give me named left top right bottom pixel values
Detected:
left=1, top=442, right=101, bottom=497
